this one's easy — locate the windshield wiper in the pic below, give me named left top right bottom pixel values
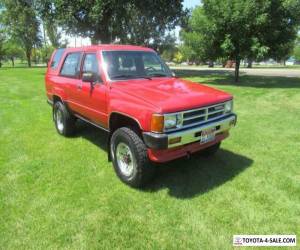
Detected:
left=111, top=74, right=152, bottom=80
left=148, top=73, right=169, bottom=77
left=111, top=74, right=135, bottom=79
left=136, top=75, right=152, bottom=80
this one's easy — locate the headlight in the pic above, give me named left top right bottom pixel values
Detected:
left=164, top=113, right=183, bottom=130
left=224, top=100, right=233, bottom=113
left=151, top=113, right=183, bottom=132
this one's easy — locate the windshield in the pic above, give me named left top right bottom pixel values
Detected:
left=102, top=50, right=173, bottom=80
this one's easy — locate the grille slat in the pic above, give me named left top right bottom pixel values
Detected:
left=183, top=116, right=206, bottom=126
left=182, top=103, right=226, bottom=129
left=208, top=109, right=225, bottom=115
left=183, top=109, right=205, bottom=118
left=184, top=113, right=206, bottom=121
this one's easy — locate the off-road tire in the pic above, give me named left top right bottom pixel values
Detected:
left=53, top=101, right=76, bottom=136
left=110, top=127, right=155, bottom=188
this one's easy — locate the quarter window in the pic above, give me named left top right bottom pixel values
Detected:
left=51, top=48, right=65, bottom=69
left=60, top=53, right=81, bottom=77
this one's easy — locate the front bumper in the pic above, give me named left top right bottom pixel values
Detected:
left=143, top=113, right=237, bottom=150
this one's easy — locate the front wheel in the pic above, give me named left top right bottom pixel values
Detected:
left=110, top=127, right=155, bottom=188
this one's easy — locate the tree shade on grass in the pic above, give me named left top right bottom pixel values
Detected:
left=0, top=67, right=299, bottom=249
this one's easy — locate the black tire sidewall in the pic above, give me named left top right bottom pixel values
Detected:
left=111, top=130, right=139, bottom=183
left=53, top=101, right=75, bottom=136
left=53, top=102, right=66, bottom=135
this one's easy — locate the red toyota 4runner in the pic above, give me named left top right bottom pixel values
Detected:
left=45, top=45, right=237, bottom=187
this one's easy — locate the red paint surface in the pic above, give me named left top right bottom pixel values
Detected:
left=45, top=45, right=233, bottom=161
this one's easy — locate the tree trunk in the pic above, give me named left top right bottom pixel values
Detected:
left=234, top=57, right=240, bottom=82
left=11, top=57, right=14, bottom=67
left=208, top=60, right=214, bottom=68
left=26, top=51, right=31, bottom=67
left=247, top=60, right=252, bottom=68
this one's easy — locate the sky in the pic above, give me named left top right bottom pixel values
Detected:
left=183, top=0, right=200, bottom=9
left=65, top=0, right=200, bottom=47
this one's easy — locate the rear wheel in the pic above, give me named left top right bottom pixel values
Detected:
left=110, top=127, right=155, bottom=188
left=53, top=101, right=76, bottom=136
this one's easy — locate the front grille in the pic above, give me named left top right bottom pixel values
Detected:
left=182, top=102, right=226, bottom=129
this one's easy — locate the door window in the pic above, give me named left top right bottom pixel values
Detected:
left=82, top=53, right=101, bottom=81
left=60, top=52, right=81, bottom=77
left=82, top=54, right=100, bottom=75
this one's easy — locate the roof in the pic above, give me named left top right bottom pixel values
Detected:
left=62, top=44, right=154, bottom=52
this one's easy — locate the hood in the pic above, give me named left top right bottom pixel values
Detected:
left=111, top=77, right=232, bottom=113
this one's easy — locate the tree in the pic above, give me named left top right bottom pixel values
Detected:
left=40, top=45, right=55, bottom=64
left=36, top=1, right=62, bottom=48
left=37, top=0, right=186, bottom=44
left=182, top=1, right=300, bottom=82
left=44, top=21, right=62, bottom=48
left=294, top=45, right=300, bottom=62
left=180, top=7, right=222, bottom=66
left=3, top=41, right=23, bottom=67
left=0, top=30, right=5, bottom=67
left=173, top=51, right=184, bottom=64
left=0, top=5, right=6, bottom=67
left=2, top=0, right=41, bottom=67
left=292, top=35, right=300, bottom=62
left=153, top=33, right=177, bottom=60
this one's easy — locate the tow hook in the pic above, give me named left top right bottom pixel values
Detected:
left=186, top=152, right=191, bottom=160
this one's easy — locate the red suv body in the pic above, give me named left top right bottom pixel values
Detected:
left=45, top=45, right=237, bottom=187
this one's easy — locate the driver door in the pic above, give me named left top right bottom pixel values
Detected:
left=76, top=52, right=108, bottom=127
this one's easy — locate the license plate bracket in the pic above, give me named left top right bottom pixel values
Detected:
left=200, top=127, right=216, bottom=144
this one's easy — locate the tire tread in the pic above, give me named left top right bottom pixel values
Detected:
left=111, top=127, right=154, bottom=187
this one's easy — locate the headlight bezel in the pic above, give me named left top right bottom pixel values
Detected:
left=224, top=100, right=233, bottom=113
left=164, top=113, right=183, bottom=130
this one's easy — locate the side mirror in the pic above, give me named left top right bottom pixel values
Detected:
left=82, top=72, right=97, bottom=83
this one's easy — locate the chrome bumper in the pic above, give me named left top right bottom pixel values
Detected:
left=143, top=114, right=237, bottom=150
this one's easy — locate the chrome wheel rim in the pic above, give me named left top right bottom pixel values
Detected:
left=55, top=109, right=64, bottom=133
left=116, top=142, right=135, bottom=177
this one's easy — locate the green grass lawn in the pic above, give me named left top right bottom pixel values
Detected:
left=0, top=67, right=299, bottom=249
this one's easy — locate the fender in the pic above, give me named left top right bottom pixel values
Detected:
left=52, top=86, right=68, bottom=103
left=109, top=88, right=159, bottom=132
left=108, top=111, right=143, bottom=131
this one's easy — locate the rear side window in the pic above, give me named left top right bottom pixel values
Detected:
left=50, top=48, right=65, bottom=69
left=60, top=52, right=82, bottom=78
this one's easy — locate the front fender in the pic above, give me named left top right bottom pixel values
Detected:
left=108, top=88, right=159, bottom=131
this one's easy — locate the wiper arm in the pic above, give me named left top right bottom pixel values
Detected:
left=111, top=74, right=134, bottom=79
left=111, top=74, right=152, bottom=80
left=136, top=75, right=152, bottom=80
left=148, top=73, right=169, bottom=77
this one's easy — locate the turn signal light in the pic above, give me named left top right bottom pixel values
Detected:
left=151, top=114, right=164, bottom=132
left=169, top=137, right=181, bottom=145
